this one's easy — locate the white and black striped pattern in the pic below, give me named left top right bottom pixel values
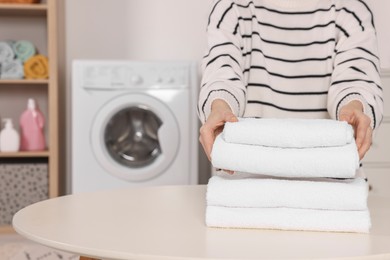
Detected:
left=198, top=0, right=383, bottom=129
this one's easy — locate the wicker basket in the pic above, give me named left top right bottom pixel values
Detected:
left=0, top=0, right=41, bottom=3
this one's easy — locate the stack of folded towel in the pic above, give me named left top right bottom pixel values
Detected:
left=0, top=40, right=48, bottom=80
left=207, top=118, right=370, bottom=233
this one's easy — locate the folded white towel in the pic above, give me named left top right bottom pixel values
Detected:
left=211, top=134, right=359, bottom=178
left=207, top=172, right=368, bottom=211
left=206, top=206, right=371, bottom=233
left=224, top=118, right=354, bottom=148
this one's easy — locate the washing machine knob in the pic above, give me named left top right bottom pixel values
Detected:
left=167, top=77, right=175, bottom=83
left=130, top=75, right=143, bottom=85
left=156, top=77, right=163, bottom=84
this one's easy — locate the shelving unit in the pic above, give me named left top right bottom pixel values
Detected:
left=0, top=151, right=49, bottom=158
left=0, top=79, right=49, bottom=84
left=0, top=0, right=58, bottom=233
left=0, top=3, right=47, bottom=16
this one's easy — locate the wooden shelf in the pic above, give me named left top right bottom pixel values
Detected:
left=0, top=151, right=49, bottom=158
left=0, top=225, right=14, bottom=233
left=0, top=3, right=47, bottom=16
left=0, top=0, right=58, bottom=234
left=0, top=79, right=49, bottom=85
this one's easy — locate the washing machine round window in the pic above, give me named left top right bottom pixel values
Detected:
left=104, top=106, right=162, bottom=168
left=91, top=93, right=180, bottom=182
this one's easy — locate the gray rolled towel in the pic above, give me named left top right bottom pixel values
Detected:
left=0, top=41, right=15, bottom=63
left=0, top=59, right=24, bottom=79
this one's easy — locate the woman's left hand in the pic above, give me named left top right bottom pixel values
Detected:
left=339, top=100, right=372, bottom=160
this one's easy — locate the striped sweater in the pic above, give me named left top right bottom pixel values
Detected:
left=198, top=0, right=383, bottom=130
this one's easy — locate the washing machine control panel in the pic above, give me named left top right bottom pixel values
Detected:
left=82, top=63, right=191, bottom=90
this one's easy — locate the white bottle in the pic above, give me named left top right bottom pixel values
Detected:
left=0, top=118, right=20, bottom=152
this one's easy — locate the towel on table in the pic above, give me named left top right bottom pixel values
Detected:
left=211, top=134, right=359, bottom=178
left=0, top=59, right=24, bottom=79
left=0, top=41, right=15, bottom=63
left=24, top=55, right=49, bottom=79
left=224, top=118, right=354, bottom=148
left=206, top=206, right=371, bottom=233
left=207, top=171, right=368, bottom=211
left=12, top=40, right=36, bottom=62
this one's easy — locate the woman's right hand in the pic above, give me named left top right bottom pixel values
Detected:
left=199, top=99, right=238, bottom=169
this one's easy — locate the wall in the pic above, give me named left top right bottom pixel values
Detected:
left=64, top=0, right=390, bottom=192
left=66, top=0, right=210, bottom=61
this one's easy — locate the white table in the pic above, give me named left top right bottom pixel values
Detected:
left=12, top=185, right=390, bottom=260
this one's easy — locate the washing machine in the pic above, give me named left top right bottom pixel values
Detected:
left=71, top=60, right=198, bottom=193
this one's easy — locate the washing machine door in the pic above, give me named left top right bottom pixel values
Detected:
left=91, top=93, right=180, bottom=182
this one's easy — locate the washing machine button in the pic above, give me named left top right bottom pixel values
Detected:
left=156, top=77, right=163, bottom=84
left=167, top=77, right=175, bottom=84
left=130, top=75, right=143, bottom=85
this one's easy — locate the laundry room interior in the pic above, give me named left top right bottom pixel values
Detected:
left=1, top=0, right=390, bottom=259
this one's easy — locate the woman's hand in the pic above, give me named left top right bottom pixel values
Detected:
left=339, top=100, right=372, bottom=160
left=199, top=99, right=238, bottom=173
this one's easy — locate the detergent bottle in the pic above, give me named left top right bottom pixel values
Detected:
left=0, top=118, right=20, bottom=152
left=19, top=98, right=46, bottom=151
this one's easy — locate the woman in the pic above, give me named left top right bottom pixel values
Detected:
left=198, top=0, right=383, bottom=163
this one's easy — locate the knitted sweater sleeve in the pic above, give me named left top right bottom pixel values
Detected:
left=328, top=1, right=384, bottom=130
left=197, top=0, right=246, bottom=124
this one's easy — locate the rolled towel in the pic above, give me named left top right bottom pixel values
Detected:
left=207, top=171, right=368, bottom=211
left=224, top=118, right=354, bottom=148
left=0, top=59, right=24, bottom=79
left=24, top=55, right=49, bottom=79
left=211, top=134, right=359, bottom=178
left=0, top=41, right=15, bottom=63
left=12, top=40, right=36, bottom=62
left=206, top=206, right=371, bottom=233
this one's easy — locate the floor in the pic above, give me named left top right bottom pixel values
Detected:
left=0, top=233, right=78, bottom=260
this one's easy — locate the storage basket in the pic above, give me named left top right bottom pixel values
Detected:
left=0, top=161, right=48, bottom=226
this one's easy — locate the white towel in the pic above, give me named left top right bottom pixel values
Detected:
left=206, top=206, right=371, bottom=233
left=224, top=118, right=354, bottom=148
left=211, top=134, right=359, bottom=178
left=207, top=172, right=368, bottom=211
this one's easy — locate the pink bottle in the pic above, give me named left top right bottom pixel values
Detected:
left=19, top=98, right=46, bottom=151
